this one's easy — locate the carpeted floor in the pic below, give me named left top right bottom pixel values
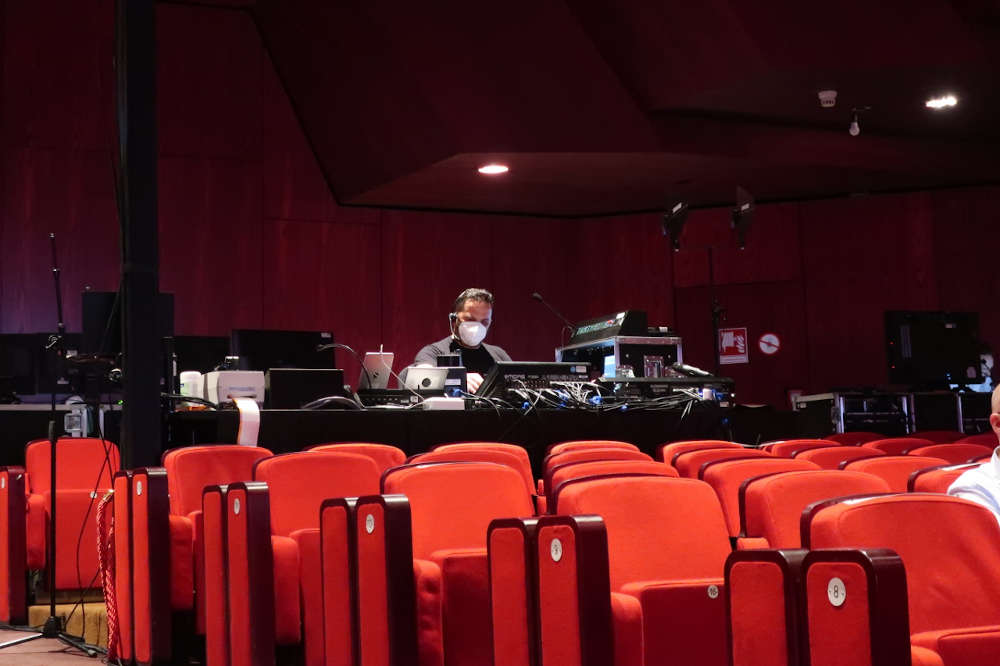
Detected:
left=0, top=629, right=102, bottom=665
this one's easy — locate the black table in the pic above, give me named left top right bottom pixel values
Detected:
left=167, top=403, right=731, bottom=476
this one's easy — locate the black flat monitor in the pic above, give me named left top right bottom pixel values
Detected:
left=0, top=333, right=84, bottom=395
left=173, top=335, right=231, bottom=374
left=82, top=291, right=175, bottom=355
left=230, top=329, right=335, bottom=371
left=885, top=311, right=981, bottom=387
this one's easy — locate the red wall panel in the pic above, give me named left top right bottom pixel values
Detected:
left=2, top=0, right=999, bottom=409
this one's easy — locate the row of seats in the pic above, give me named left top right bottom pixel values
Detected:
left=2, top=433, right=995, bottom=665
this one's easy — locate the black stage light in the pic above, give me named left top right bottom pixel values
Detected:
left=661, top=201, right=690, bottom=251
left=731, top=187, right=755, bottom=250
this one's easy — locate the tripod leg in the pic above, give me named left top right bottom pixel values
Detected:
left=57, top=632, right=101, bottom=657
left=0, top=631, right=44, bottom=649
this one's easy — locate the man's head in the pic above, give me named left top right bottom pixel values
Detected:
left=991, top=385, right=1000, bottom=439
left=450, top=288, right=493, bottom=348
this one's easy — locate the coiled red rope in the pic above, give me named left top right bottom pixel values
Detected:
left=97, top=491, right=120, bottom=660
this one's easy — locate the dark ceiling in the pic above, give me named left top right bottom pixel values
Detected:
left=252, top=0, right=1000, bottom=216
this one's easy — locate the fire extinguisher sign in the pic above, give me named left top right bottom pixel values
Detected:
left=719, top=327, right=749, bottom=365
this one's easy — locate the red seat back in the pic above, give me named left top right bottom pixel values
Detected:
left=25, top=438, right=120, bottom=494
left=253, top=451, right=380, bottom=536
left=805, top=494, right=1000, bottom=634
left=657, top=440, right=742, bottom=463
left=906, top=443, right=993, bottom=464
left=908, top=463, right=979, bottom=493
left=823, top=431, right=884, bottom=446
left=862, top=437, right=934, bottom=455
left=162, top=445, right=272, bottom=517
left=546, top=460, right=677, bottom=509
left=741, top=470, right=890, bottom=548
left=555, top=476, right=730, bottom=590
left=309, top=442, right=405, bottom=474
left=382, top=462, right=534, bottom=559
left=411, top=448, right=534, bottom=495
left=700, top=458, right=821, bottom=536
left=794, top=446, right=885, bottom=470
left=958, top=432, right=998, bottom=447
left=909, top=430, right=966, bottom=444
left=766, top=439, right=839, bottom=458
left=842, top=456, right=949, bottom=492
left=544, top=448, right=650, bottom=474
left=673, top=448, right=770, bottom=478
left=434, top=443, right=532, bottom=475
left=547, top=440, right=637, bottom=456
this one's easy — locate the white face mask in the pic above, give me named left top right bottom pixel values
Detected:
left=457, top=320, right=488, bottom=347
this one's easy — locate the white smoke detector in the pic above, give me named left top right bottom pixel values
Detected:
left=818, top=90, right=838, bottom=108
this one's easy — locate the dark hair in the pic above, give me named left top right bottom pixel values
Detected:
left=453, top=288, right=494, bottom=313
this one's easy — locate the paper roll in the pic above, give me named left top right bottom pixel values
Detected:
left=234, top=397, right=260, bottom=446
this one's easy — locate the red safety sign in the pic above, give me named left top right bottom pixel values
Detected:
left=719, top=327, right=749, bottom=365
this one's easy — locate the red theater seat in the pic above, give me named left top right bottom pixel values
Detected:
left=308, top=442, right=406, bottom=473
left=536, top=475, right=732, bottom=666
left=794, top=445, right=885, bottom=469
left=958, top=432, right=998, bottom=447
left=862, top=437, right=935, bottom=455
left=824, top=431, right=884, bottom=445
left=543, top=459, right=677, bottom=513
left=656, top=439, right=743, bottom=463
left=673, top=447, right=770, bottom=479
left=842, top=456, right=949, bottom=492
left=906, top=443, right=993, bottom=464
left=738, top=469, right=890, bottom=549
left=121, top=445, right=271, bottom=666
left=353, top=462, right=534, bottom=666
left=411, top=447, right=535, bottom=496
left=910, top=430, right=966, bottom=444
left=699, top=457, right=821, bottom=538
left=541, top=448, right=651, bottom=497
left=801, top=494, right=1000, bottom=666
left=547, top=440, right=638, bottom=456
left=227, top=451, right=381, bottom=666
left=765, top=439, right=837, bottom=457
left=0, top=438, right=119, bottom=626
left=908, top=463, right=979, bottom=493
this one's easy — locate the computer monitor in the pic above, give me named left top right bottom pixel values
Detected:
left=173, top=335, right=231, bottom=374
left=885, top=311, right=981, bottom=386
left=82, top=291, right=174, bottom=355
left=230, top=329, right=335, bottom=371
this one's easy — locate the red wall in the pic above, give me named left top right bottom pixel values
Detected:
left=2, top=2, right=998, bottom=406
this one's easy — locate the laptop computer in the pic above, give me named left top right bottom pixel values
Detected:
left=403, top=366, right=450, bottom=391
left=358, top=352, right=394, bottom=390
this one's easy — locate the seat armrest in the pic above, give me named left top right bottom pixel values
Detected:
left=801, top=548, right=911, bottom=666
left=911, top=625, right=1000, bottom=665
left=131, top=468, right=174, bottom=665
left=354, top=495, right=416, bottom=666
left=620, top=578, right=728, bottom=666
left=488, top=518, right=539, bottom=666
left=735, top=536, right=770, bottom=550
left=413, top=558, right=444, bottom=666
left=320, top=497, right=360, bottom=666
left=610, top=592, right=643, bottom=666
left=0, top=467, right=27, bottom=624
left=725, top=549, right=808, bottom=666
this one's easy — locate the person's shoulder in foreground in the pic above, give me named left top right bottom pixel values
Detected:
left=948, top=386, right=1000, bottom=524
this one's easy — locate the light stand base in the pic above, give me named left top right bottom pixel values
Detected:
left=0, top=615, right=102, bottom=657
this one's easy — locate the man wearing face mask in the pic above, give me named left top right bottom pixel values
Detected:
left=412, top=288, right=511, bottom=392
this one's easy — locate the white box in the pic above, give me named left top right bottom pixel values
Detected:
left=205, top=371, right=266, bottom=406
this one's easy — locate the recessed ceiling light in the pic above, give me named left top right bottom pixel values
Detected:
left=925, top=94, right=957, bottom=109
left=477, top=164, right=509, bottom=175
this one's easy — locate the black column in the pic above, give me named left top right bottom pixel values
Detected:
left=116, top=0, right=159, bottom=468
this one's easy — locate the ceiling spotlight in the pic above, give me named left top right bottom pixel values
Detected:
left=818, top=90, right=838, bottom=108
left=477, top=164, right=509, bottom=175
left=661, top=201, right=690, bottom=251
left=925, top=94, right=957, bottom=109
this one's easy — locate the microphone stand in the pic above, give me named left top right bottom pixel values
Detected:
left=0, top=235, right=98, bottom=655
left=531, top=292, right=575, bottom=346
